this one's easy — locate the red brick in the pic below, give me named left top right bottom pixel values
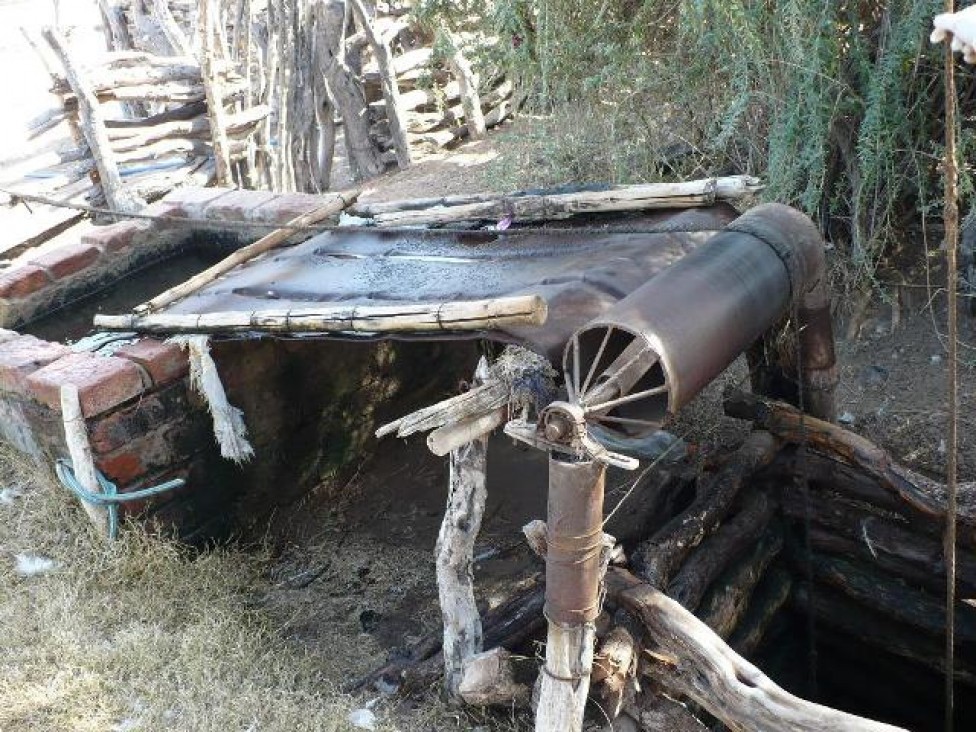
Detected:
left=115, top=338, right=189, bottom=386
left=160, top=186, right=233, bottom=217
left=30, top=242, right=100, bottom=279
left=0, top=336, right=71, bottom=393
left=26, top=352, right=145, bottom=417
left=205, top=189, right=278, bottom=221
left=97, top=449, right=144, bottom=484
left=82, top=220, right=152, bottom=254
left=252, top=193, right=324, bottom=223
left=0, top=265, right=51, bottom=299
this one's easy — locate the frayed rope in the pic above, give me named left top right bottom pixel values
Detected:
left=169, top=335, right=254, bottom=464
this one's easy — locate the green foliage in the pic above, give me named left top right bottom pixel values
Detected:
left=424, top=0, right=970, bottom=292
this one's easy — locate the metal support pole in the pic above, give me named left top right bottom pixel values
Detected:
left=536, top=456, right=606, bottom=732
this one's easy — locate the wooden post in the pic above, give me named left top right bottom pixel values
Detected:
left=60, top=385, right=109, bottom=535
left=312, top=0, right=384, bottom=181
left=200, top=0, right=234, bottom=187
left=348, top=0, right=412, bottom=169
left=42, top=28, right=145, bottom=215
left=442, top=27, right=486, bottom=140
left=536, top=457, right=606, bottom=732
left=152, top=0, right=193, bottom=56
left=435, top=359, right=491, bottom=698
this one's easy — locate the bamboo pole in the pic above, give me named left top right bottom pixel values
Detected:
left=42, top=27, right=145, bottom=215
left=367, top=176, right=763, bottom=227
left=95, top=295, right=548, bottom=334
left=132, top=190, right=359, bottom=315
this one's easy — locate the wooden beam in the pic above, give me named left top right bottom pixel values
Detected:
left=95, top=295, right=549, bottom=334
left=42, top=27, right=145, bottom=215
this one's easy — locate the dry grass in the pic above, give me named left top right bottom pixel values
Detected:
left=0, top=446, right=517, bottom=732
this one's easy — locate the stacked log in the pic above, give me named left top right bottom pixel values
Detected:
left=356, top=390, right=974, bottom=730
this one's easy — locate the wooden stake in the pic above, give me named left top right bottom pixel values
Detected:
left=60, top=385, right=109, bottom=535
left=42, top=27, right=145, bottom=215
left=96, top=294, right=548, bottom=334
left=435, top=358, right=490, bottom=698
left=131, top=190, right=359, bottom=314
left=349, top=0, right=412, bottom=169
left=200, top=0, right=234, bottom=186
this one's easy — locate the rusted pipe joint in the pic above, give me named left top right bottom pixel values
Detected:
left=544, top=456, right=606, bottom=626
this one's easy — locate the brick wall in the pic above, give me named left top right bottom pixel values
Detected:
left=0, top=187, right=477, bottom=542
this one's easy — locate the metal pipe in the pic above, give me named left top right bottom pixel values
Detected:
left=565, top=203, right=837, bottom=437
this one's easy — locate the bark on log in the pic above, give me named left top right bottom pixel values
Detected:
left=792, top=584, right=976, bottom=685
left=725, top=390, right=976, bottom=537
left=625, top=692, right=708, bottom=731
left=348, top=0, right=411, bottom=168
left=667, top=490, right=776, bottom=611
left=728, top=567, right=792, bottom=657
left=200, top=0, right=234, bottom=186
left=616, top=570, right=908, bottom=731
left=312, top=0, right=384, bottom=180
left=43, top=28, right=145, bottom=215
left=354, top=575, right=545, bottom=694
left=442, top=28, right=485, bottom=139
left=369, top=176, right=763, bottom=227
left=794, top=551, right=976, bottom=644
left=780, top=486, right=976, bottom=595
left=435, top=359, right=489, bottom=698
left=695, top=529, right=784, bottom=640
left=631, top=431, right=778, bottom=588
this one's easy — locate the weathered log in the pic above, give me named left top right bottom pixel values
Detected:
left=435, top=358, right=489, bottom=699
left=369, top=176, right=764, bottom=227
left=200, top=0, right=233, bottom=186
left=458, top=647, right=529, bottom=707
left=725, top=390, right=976, bottom=537
left=616, top=570, right=908, bottom=731
left=354, top=575, right=545, bottom=694
left=624, top=691, right=708, bottom=731
left=780, top=485, right=976, bottom=594
left=427, top=409, right=506, bottom=457
left=42, top=28, right=145, bottom=215
left=695, top=529, right=784, bottom=640
left=97, top=295, right=548, bottom=335
left=442, top=28, right=485, bottom=139
left=349, top=0, right=411, bottom=168
left=592, top=626, right=637, bottom=717
left=728, top=567, right=793, bottom=657
left=131, top=191, right=357, bottom=314
left=631, top=431, right=778, bottom=588
left=792, top=551, right=976, bottom=644
left=107, top=106, right=267, bottom=151
left=151, top=0, right=193, bottom=56
left=104, top=100, right=208, bottom=128
left=667, top=490, right=776, bottom=611
left=376, top=380, right=509, bottom=440
left=792, top=584, right=976, bottom=685
left=312, top=0, right=384, bottom=180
